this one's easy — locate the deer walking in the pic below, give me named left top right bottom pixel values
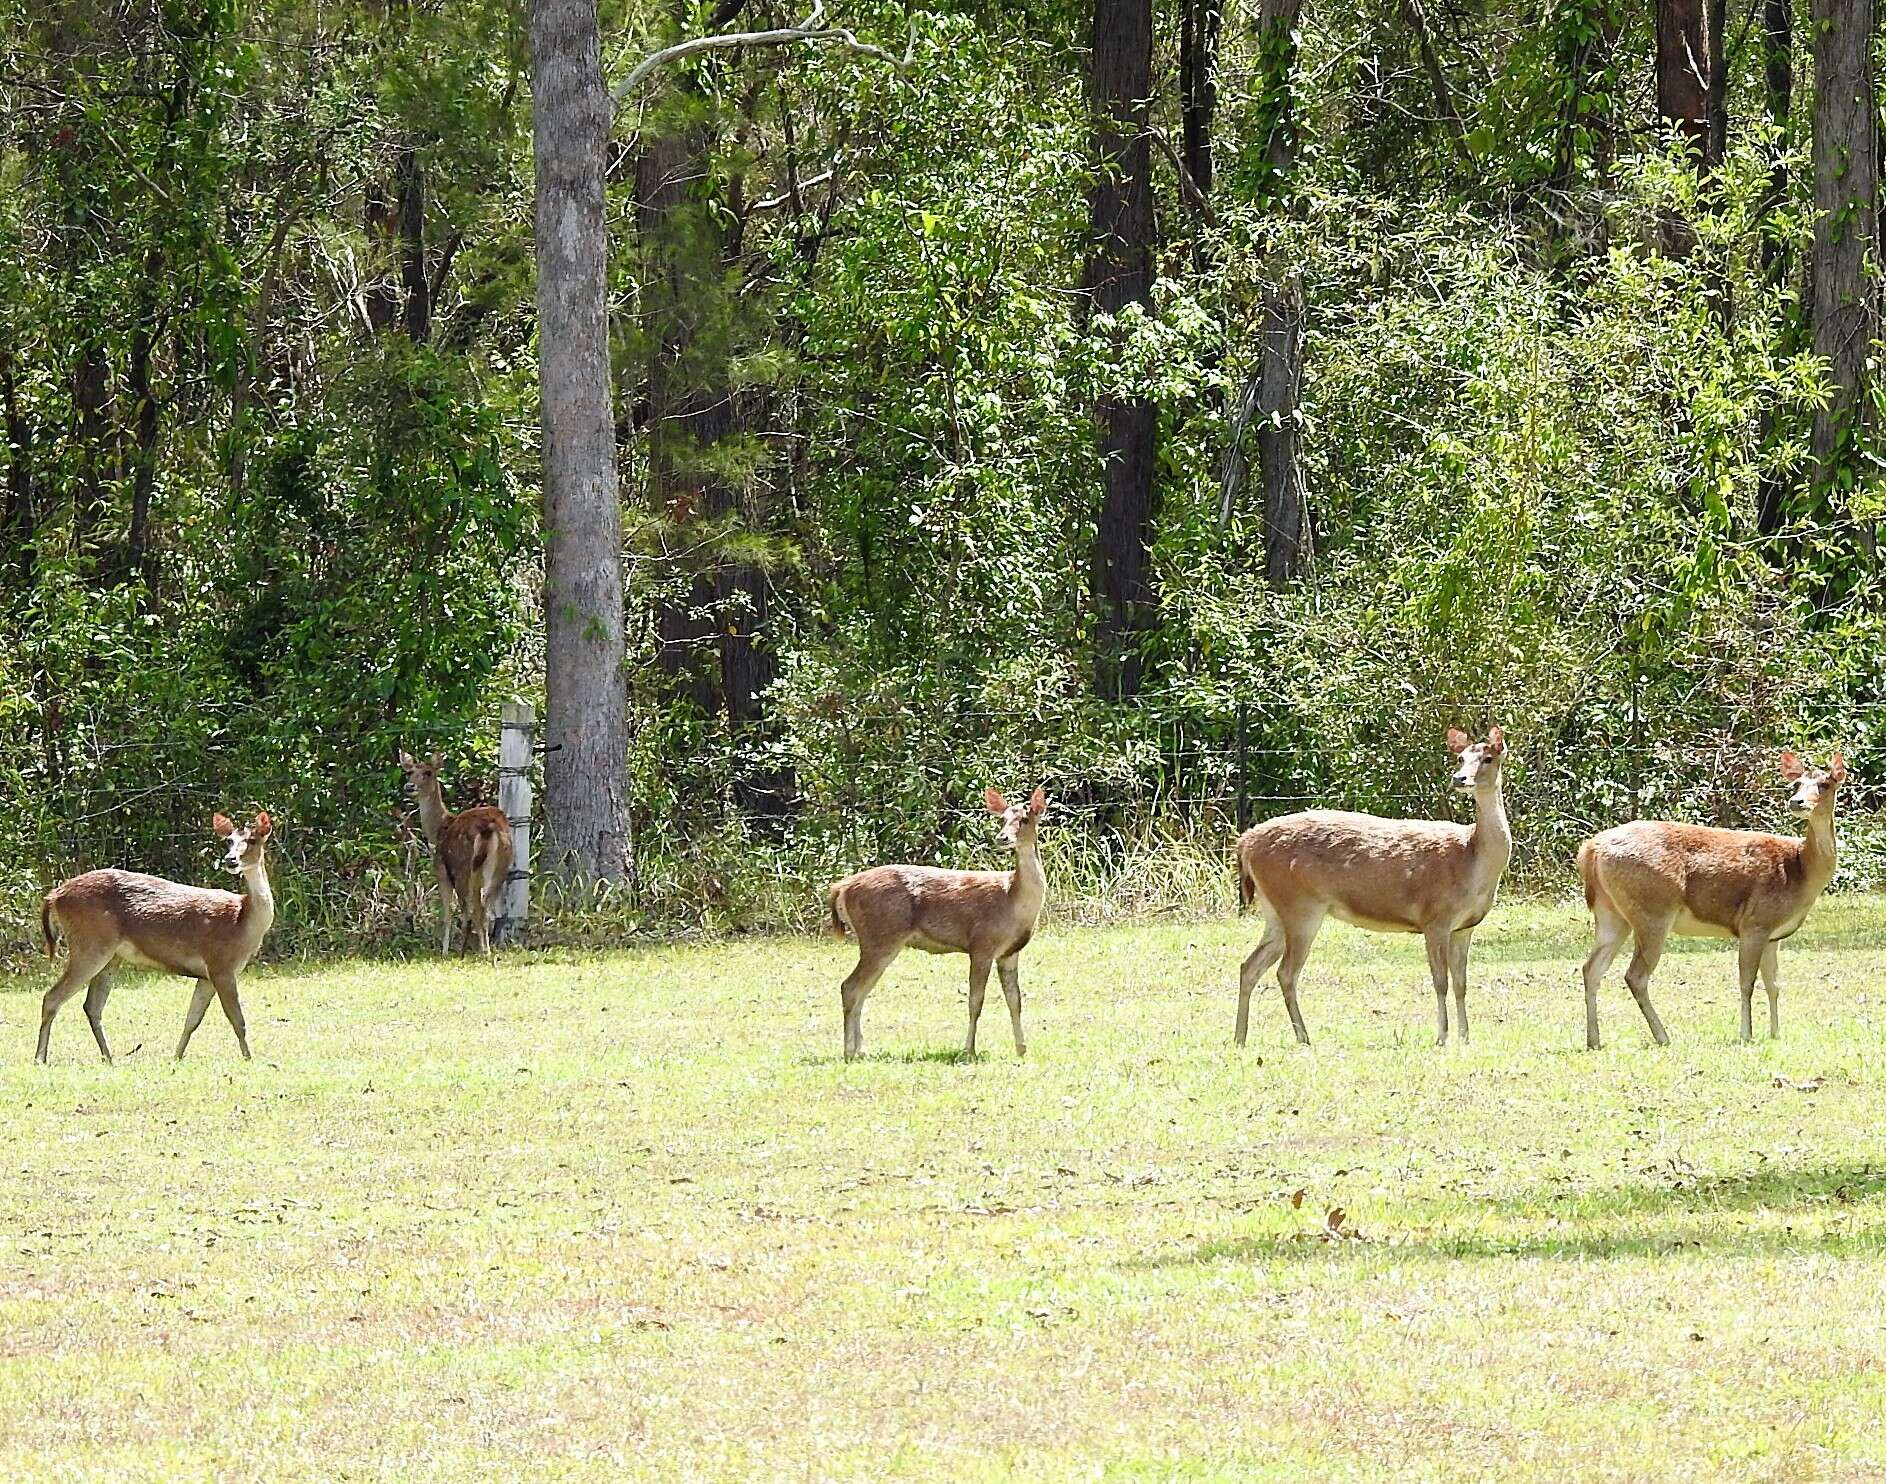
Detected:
left=399, top=750, right=515, bottom=956
left=36, top=812, right=275, bottom=1064
left=1577, top=750, right=1844, bottom=1048
left=826, top=786, right=1048, bottom=1061
left=1235, top=727, right=1510, bottom=1047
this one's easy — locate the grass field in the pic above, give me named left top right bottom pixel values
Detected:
left=4, top=897, right=1886, bottom=1481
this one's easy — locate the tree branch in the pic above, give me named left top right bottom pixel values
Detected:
left=1147, top=125, right=1218, bottom=228
left=611, top=2, right=915, bottom=111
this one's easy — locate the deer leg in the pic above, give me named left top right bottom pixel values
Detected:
left=998, top=957, right=1025, bottom=1058
left=1623, top=919, right=1672, bottom=1047
left=211, top=976, right=252, bottom=1061
left=1736, top=933, right=1767, bottom=1044
left=36, top=950, right=108, bottom=1065
left=1425, top=926, right=1453, bottom=1047
left=965, top=955, right=992, bottom=1058
left=1235, top=911, right=1285, bottom=1047
left=840, top=947, right=896, bottom=1061
left=1275, top=910, right=1325, bottom=1047
left=1448, top=929, right=1472, bottom=1044
left=1761, top=941, right=1781, bottom=1039
left=83, top=971, right=116, bottom=1063
left=1581, top=903, right=1629, bottom=1050
left=435, top=868, right=455, bottom=954
left=176, top=978, right=216, bottom=1060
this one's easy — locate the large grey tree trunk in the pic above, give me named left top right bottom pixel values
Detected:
left=1084, top=0, right=1158, bottom=700
left=529, top=0, right=629, bottom=880
left=1809, top=0, right=1877, bottom=506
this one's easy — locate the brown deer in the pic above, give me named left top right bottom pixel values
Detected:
left=36, top=811, right=275, bottom=1064
left=1235, top=727, right=1510, bottom=1047
left=1578, top=750, right=1845, bottom=1049
left=826, top=786, right=1048, bottom=1061
left=398, top=749, right=515, bottom=955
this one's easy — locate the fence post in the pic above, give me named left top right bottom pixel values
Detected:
left=497, top=702, right=535, bottom=944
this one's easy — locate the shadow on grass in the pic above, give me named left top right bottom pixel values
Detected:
left=801, top=1045, right=986, bottom=1067
left=1136, top=1161, right=1886, bottom=1267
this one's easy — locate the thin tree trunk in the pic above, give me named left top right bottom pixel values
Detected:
left=397, top=147, right=431, bottom=344
left=1655, top=0, right=1722, bottom=257
left=1808, top=0, right=1876, bottom=516
left=363, top=180, right=400, bottom=333
left=529, top=0, right=630, bottom=880
left=1084, top=0, right=1158, bottom=700
left=1755, top=0, right=1794, bottom=539
left=1179, top=0, right=1221, bottom=198
left=0, top=347, right=35, bottom=585
left=123, top=249, right=164, bottom=600
left=1220, top=0, right=1307, bottom=587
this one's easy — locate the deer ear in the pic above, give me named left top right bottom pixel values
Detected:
left=212, top=813, right=235, bottom=837
left=1445, top=728, right=1470, bottom=756
left=428, top=752, right=442, bottom=770
left=398, top=750, right=415, bottom=768
left=984, top=787, right=1009, bottom=814
left=1487, top=725, right=1505, bottom=753
left=1029, top=786, right=1047, bottom=816
left=253, top=810, right=273, bottom=838
left=1830, top=751, right=1848, bottom=784
left=1779, top=750, right=1805, bottom=781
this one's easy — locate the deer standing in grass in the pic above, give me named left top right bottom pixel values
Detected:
left=37, top=812, right=275, bottom=1064
left=1578, top=750, right=1845, bottom=1049
left=827, top=786, right=1048, bottom=1061
left=1234, top=727, right=1510, bottom=1047
left=399, top=750, right=514, bottom=956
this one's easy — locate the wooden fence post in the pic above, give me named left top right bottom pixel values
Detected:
left=497, top=702, right=535, bottom=944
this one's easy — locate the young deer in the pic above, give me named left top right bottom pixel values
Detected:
left=399, top=750, right=515, bottom=956
left=1235, top=727, right=1510, bottom=1047
left=1578, top=750, right=1845, bottom=1049
left=37, top=811, right=275, bottom=1064
left=826, top=786, right=1048, bottom=1061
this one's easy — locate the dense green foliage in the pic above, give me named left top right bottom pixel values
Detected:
left=3, top=1, right=1884, bottom=953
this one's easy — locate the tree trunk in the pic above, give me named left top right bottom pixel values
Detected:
left=0, top=347, right=35, bottom=586
left=1219, top=0, right=1307, bottom=586
left=1179, top=0, right=1221, bottom=199
left=1084, top=0, right=1158, bottom=699
left=398, top=147, right=431, bottom=344
left=1655, top=0, right=1724, bottom=257
left=529, top=0, right=630, bottom=880
left=1258, top=276, right=1306, bottom=587
left=1656, top=0, right=1710, bottom=162
left=1808, top=0, right=1877, bottom=510
left=1755, top=0, right=1794, bottom=538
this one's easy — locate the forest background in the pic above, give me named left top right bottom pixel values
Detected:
left=3, top=0, right=1883, bottom=957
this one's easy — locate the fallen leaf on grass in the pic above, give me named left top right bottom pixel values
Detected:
left=1289, top=1189, right=1306, bottom=1209
left=1771, top=1076, right=1825, bottom=1093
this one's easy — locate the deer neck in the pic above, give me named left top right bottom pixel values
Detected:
left=1009, top=832, right=1047, bottom=919
left=1798, top=800, right=1838, bottom=887
left=1470, top=774, right=1513, bottom=874
left=239, top=853, right=276, bottom=939
left=412, top=785, right=450, bottom=849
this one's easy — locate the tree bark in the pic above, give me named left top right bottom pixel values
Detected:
left=529, top=0, right=630, bottom=880
left=1808, top=0, right=1877, bottom=508
left=0, top=347, right=35, bottom=585
left=1656, top=0, right=1711, bottom=163
left=1084, top=0, right=1158, bottom=699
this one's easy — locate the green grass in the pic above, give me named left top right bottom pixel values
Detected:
left=5, top=896, right=1886, bottom=1480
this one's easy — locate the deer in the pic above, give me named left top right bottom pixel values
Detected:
left=36, top=811, right=275, bottom=1065
left=826, top=786, right=1048, bottom=1061
left=1234, top=727, right=1510, bottom=1048
left=398, top=749, right=515, bottom=956
left=1577, top=750, right=1845, bottom=1049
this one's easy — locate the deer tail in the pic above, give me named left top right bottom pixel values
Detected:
left=825, top=882, right=849, bottom=940
left=1576, top=839, right=1599, bottom=911
left=1236, top=846, right=1257, bottom=913
left=40, top=894, right=59, bottom=959
left=470, top=821, right=495, bottom=880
